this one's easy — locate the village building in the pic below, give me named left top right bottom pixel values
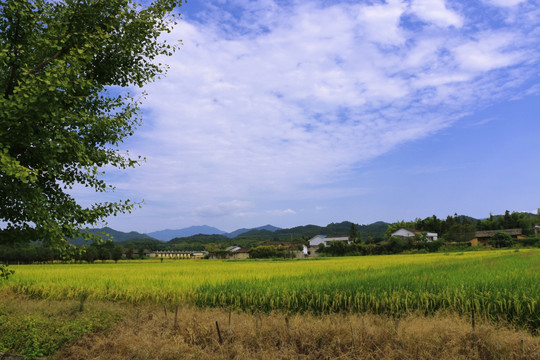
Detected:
left=191, top=251, right=207, bottom=259
left=390, top=228, right=438, bottom=241
left=308, top=235, right=350, bottom=247
left=470, top=229, right=525, bottom=246
left=229, top=248, right=250, bottom=260
left=306, top=235, right=351, bottom=257
left=126, top=249, right=151, bottom=257
left=149, top=250, right=208, bottom=259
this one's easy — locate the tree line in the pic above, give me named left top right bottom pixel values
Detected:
left=0, top=240, right=148, bottom=265
left=319, top=211, right=540, bottom=256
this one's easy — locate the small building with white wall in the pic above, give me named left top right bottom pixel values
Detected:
left=391, top=228, right=438, bottom=241
left=308, top=235, right=351, bottom=247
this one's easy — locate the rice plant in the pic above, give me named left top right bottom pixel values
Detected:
left=3, top=249, right=539, bottom=330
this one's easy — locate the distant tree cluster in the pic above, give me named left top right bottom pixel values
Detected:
left=318, top=235, right=444, bottom=257
left=477, top=211, right=534, bottom=235
left=249, top=245, right=300, bottom=259
left=318, top=211, right=540, bottom=257
left=402, top=211, right=536, bottom=243
left=0, top=240, right=135, bottom=264
left=235, top=221, right=388, bottom=243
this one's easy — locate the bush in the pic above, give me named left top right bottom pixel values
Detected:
left=426, top=239, right=444, bottom=252
left=488, top=232, right=514, bottom=248
left=0, top=264, right=14, bottom=280
left=249, top=246, right=295, bottom=259
left=443, top=242, right=472, bottom=251
left=385, top=237, right=404, bottom=254
left=516, top=237, right=540, bottom=247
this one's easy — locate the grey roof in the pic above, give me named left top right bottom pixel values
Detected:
left=475, top=229, right=522, bottom=237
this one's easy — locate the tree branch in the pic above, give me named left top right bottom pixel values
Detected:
left=27, top=47, right=69, bottom=76
left=3, top=16, right=21, bottom=99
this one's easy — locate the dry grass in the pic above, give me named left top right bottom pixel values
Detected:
left=54, top=305, right=540, bottom=360
left=2, top=292, right=538, bottom=359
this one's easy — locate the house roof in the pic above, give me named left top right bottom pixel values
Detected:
left=393, top=228, right=438, bottom=235
left=261, top=241, right=297, bottom=247
left=390, top=228, right=420, bottom=236
left=324, top=235, right=349, bottom=240
left=402, top=228, right=422, bottom=234
left=476, top=229, right=522, bottom=237
left=153, top=250, right=191, bottom=254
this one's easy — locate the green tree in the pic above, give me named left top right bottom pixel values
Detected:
left=98, top=247, right=110, bottom=262
left=488, top=232, right=514, bottom=248
left=325, top=240, right=348, bottom=256
left=111, top=245, right=123, bottom=263
left=249, top=245, right=278, bottom=259
left=84, top=246, right=97, bottom=264
left=365, top=230, right=374, bottom=244
left=125, top=246, right=134, bottom=260
left=0, top=0, right=182, bottom=248
left=348, top=223, right=358, bottom=243
left=385, top=236, right=404, bottom=254
left=445, top=222, right=476, bottom=243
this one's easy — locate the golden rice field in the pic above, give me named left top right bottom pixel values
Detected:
left=3, top=249, right=540, bottom=331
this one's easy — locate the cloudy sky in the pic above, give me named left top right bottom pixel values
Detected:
left=90, top=0, right=540, bottom=233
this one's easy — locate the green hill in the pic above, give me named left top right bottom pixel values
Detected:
left=234, top=221, right=389, bottom=242
left=69, top=227, right=157, bottom=246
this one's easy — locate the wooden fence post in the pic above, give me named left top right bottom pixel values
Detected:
left=216, top=321, right=223, bottom=344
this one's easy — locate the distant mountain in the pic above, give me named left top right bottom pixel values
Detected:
left=167, top=234, right=231, bottom=251
left=69, top=227, right=156, bottom=246
left=226, top=224, right=281, bottom=238
left=67, top=221, right=390, bottom=248
left=255, top=224, right=281, bottom=232
left=225, top=228, right=250, bottom=238
left=147, top=225, right=226, bottom=241
left=234, top=221, right=390, bottom=241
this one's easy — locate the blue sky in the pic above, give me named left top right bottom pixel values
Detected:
left=84, top=0, right=540, bottom=233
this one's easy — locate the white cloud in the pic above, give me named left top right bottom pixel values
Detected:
left=357, top=0, right=407, bottom=45
left=195, top=200, right=252, bottom=218
left=453, top=32, right=525, bottom=72
left=268, top=209, right=297, bottom=216
left=410, top=0, right=464, bottom=28
left=96, top=0, right=540, bottom=231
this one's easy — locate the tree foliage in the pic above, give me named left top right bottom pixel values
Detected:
left=0, top=0, right=182, bottom=248
left=488, top=232, right=514, bottom=248
left=111, top=245, right=123, bottom=263
left=384, top=220, right=416, bottom=239
left=478, top=211, right=534, bottom=235
left=348, top=223, right=358, bottom=243
left=249, top=245, right=295, bottom=259
left=0, top=263, right=14, bottom=280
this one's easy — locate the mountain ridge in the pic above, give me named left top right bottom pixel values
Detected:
left=146, top=224, right=283, bottom=241
left=147, top=225, right=226, bottom=241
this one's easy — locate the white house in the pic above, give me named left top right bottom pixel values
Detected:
left=391, top=228, right=438, bottom=241
left=308, top=235, right=351, bottom=247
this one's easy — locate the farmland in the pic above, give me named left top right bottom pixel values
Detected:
left=3, top=249, right=540, bottom=331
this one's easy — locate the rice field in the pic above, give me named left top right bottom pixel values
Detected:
left=3, top=249, right=540, bottom=331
